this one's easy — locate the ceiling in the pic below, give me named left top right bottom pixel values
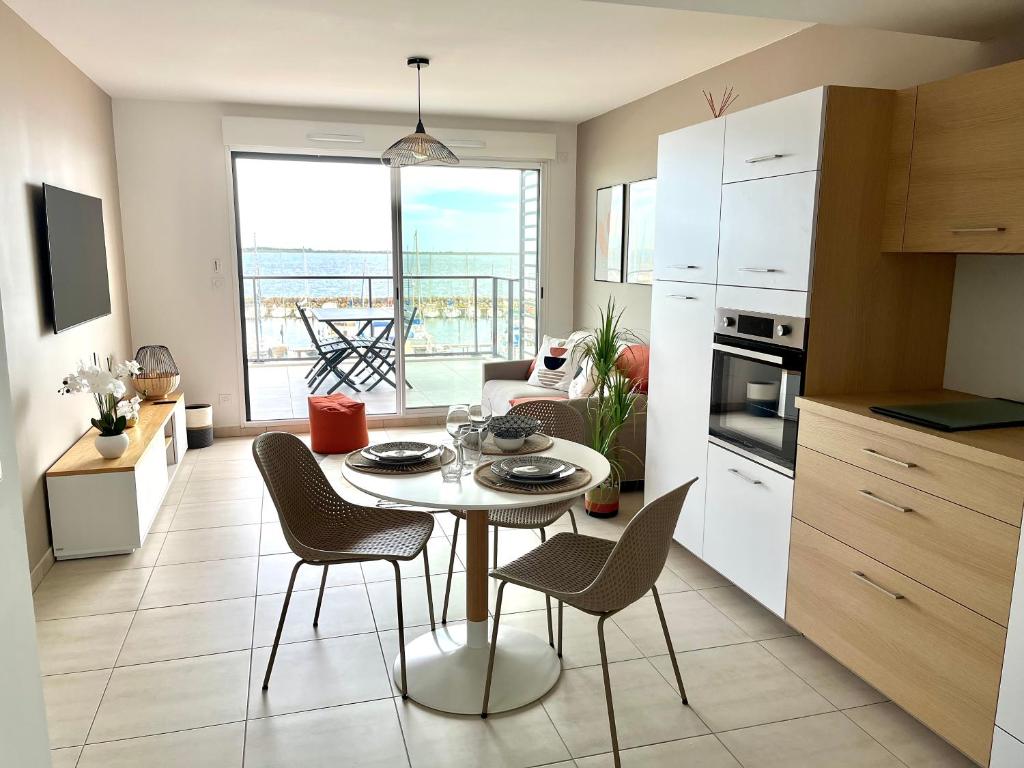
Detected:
left=588, top=0, right=1024, bottom=42
left=6, top=0, right=810, bottom=122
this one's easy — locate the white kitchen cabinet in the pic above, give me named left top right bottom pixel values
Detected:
left=991, top=728, right=1024, bottom=768
left=644, top=281, right=716, bottom=554
left=996, top=533, right=1024, bottom=750
left=653, top=119, right=725, bottom=284
left=718, top=171, right=819, bottom=291
left=703, top=443, right=794, bottom=617
left=722, top=86, right=825, bottom=183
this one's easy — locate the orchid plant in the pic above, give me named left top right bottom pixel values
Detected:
left=59, top=357, right=142, bottom=436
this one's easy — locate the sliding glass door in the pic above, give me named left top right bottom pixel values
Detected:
left=232, top=153, right=541, bottom=422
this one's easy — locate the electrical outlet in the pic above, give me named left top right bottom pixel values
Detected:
left=219, top=393, right=232, bottom=405
left=211, top=276, right=224, bottom=289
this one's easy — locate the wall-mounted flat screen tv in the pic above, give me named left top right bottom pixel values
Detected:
left=43, top=184, right=111, bottom=333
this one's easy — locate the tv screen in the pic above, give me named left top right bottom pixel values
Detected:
left=43, top=184, right=111, bottom=333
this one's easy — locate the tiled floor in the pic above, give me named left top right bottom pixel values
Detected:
left=247, top=357, right=490, bottom=420
left=34, top=431, right=979, bottom=767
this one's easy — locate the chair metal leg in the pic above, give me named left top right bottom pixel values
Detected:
left=481, top=580, right=507, bottom=718
left=651, top=585, right=687, bottom=704
left=392, top=561, right=408, bottom=698
left=422, top=546, right=436, bottom=631
left=313, top=564, right=329, bottom=627
left=557, top=600, right=564, bottom=658
left=492, top=525, right=499, bottom=569
left=441, top=516, right=459, bottom=624
left=569, top=508, right=579, bottom=534
left=538, top=528, right=554, bottom=645
left=540, top=527, right=546, bottom=542
left=263, top=559, right=303, bottom=690
left=597, top=614, right=622, bottom=768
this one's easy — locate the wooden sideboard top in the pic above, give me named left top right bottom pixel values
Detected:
left=797, top=390, right=1024, bottom=479
left=47, top=393, right=183, bottom=477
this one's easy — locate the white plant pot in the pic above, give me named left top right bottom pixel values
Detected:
left=95, top=433, right=130, bottom=460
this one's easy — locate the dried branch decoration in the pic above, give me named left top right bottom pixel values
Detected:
left=703, top=86, right=738, bottom=118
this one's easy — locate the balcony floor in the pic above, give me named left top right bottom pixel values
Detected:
left=246, top=357, right=491, bottom=421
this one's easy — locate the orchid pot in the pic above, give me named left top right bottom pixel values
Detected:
left=59, top=356, right=142, bottom=460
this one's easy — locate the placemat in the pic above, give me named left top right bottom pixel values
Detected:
left=473, top=460, right=592, bottom=495
left=481, top=433, right=554, bottom=456
left=345, top=446, right=456, bottom=475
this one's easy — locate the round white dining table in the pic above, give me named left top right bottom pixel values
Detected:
left=342, top=436, right=610, bottom=715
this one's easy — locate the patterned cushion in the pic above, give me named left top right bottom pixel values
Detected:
left=527, top=332, right=588, bottom=392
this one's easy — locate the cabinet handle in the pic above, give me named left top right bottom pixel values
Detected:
left=737, top=266, right=780, bottom=273
left=851, top=570, right=905, bottom=600
left=950, top=227, right=1006, bottom=234
left=667, top=294, right=698, bottom=300
left=727, top=467, right=763, bottom=486
left=858, top=490, right=912, bottom=514
left=746, top=153, right=784, bottom=163
left=668, top=264, right=701, bottom=270
left=861, top=448, right=916, bottom=469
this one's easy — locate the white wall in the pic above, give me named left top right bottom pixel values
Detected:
left=944, top=255, right=1024, bottom=402
left=0, top=291, right=52, bottom=766
left=113, top=100, right=577, bottom=428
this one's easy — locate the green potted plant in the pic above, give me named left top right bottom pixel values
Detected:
left=576, top=299, right=641, bottom=518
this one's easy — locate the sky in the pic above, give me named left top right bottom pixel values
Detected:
left=235, top=157, right=529, bottom=254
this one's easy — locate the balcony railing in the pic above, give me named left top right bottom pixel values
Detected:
left=242, top=274, right=536, bottom=364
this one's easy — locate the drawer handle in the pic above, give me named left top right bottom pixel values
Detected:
left=667, top=294, right=698, bottom=300
left=858, top=490, right=912, bottom=514
left=728, top=467, right=763, bottom=486
left=950, top=227, right=1006, bottom=234
left=746, top=153, right=784, bottom=163
left=851, top=570, right=905, bottom=600
left=737, top=267, right=780, bottom=273
left=668, top=264, right=701, bottom=270
left=861, top=448, right=916, bottom=469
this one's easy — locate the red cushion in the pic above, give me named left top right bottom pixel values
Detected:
left=308, top=394, right=369, bottom=454
left=509, top=395, right=568, bottom=408
left=616, top=344, right=650, bottom=394
left=527, top=358, right=537, bottom=377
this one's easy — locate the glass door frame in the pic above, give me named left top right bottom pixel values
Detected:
left=229, top=150, right=546, bottom=425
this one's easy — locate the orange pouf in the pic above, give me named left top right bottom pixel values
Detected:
left=308, top=394, right=369, bottom=454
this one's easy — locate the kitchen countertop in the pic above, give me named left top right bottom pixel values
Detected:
left=796, top=390, right=1024, bottom=478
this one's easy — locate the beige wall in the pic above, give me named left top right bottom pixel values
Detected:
left=573, top=23, right=1024, bottom=334
left=0, top=2, right=132, bottom=575
left=112, top=100, right=576, bottom=428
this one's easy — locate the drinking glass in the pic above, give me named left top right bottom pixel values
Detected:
left=460, top=431, right=483, bottom=474
left=439, top=448, right=464, bottom=482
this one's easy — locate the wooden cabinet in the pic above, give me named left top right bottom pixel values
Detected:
left=653, top=119, right=725, bottom=284
left=645, top=281, right=716, bottom=554
left=788, top=520, right=1005, bottom=766
left=794, top=446, right=1018, bottom=626
left=722, top=86, right=825, bottom=183
left=718, top=171, right=818, bottom=291
left=903, top=59, right=1024, bottom=253
left=703, top=444, right=794, bottom=617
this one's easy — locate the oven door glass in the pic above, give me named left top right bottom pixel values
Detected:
left=709, top=338, right=803, bottom=472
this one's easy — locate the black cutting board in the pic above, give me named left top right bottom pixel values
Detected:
left=869, top=399, right=1024, bottom=432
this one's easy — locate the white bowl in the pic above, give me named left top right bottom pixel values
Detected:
left=494, top=435, right=525, bottom=452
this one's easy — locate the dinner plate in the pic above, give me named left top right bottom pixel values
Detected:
left=365, top=441, right=435, bottom=462
left=490, top=456, right=577, bottom=484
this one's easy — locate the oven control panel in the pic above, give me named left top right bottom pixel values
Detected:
left=716, top=308, right=807, bottom=350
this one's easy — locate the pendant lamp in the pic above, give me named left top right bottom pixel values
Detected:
left=381, top=57, right=459, bottom=167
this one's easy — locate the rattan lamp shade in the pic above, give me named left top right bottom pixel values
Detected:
left=133, top=345, right=180, bottom=400
left=381, top=57, right=459, bottom=169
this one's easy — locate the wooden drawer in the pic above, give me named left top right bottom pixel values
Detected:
left=794, top=446, right=1019, bottom=626
left=904, top=60, right=1024, bottom=253
left=722, top=86, right=824, bottom=183
left=798, top=410, right=1024, bottom=526
left=717, top=171, right=818, bottom=291
left=787, top=521, right=1005, bottom=765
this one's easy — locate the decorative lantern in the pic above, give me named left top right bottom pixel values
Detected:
left=132, top=345, right=180, bottom=400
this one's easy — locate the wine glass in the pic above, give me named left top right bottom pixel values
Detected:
left=446, top=404, right=471, bottom=463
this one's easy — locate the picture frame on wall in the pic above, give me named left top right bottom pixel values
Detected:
left=594, top=184, right=625, bottom=283
left=625, top=178, right=656, bottom=285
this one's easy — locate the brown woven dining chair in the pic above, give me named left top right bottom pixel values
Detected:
left=440, top=400, right=587, bottom=644
left=252, top=432, right=435, bottom=696
left=481, top=480, right=696, bottom=768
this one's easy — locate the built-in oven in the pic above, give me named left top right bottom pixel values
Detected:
left=709, top=307, right=807, bottom=476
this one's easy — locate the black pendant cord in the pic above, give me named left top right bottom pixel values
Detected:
left=416, top=63, right=423, bottom=126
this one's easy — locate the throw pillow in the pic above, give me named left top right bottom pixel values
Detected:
left=528, top=334, right=576, bottom=391
left=568, top=356, right=598, bottom=399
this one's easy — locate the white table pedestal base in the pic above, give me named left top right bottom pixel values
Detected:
left=394, top=620, right=561, bottom=714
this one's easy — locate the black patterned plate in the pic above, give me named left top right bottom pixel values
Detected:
left=363, top=441, right=439, bottom=464
left=490, top=455, right=576, bottom=484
